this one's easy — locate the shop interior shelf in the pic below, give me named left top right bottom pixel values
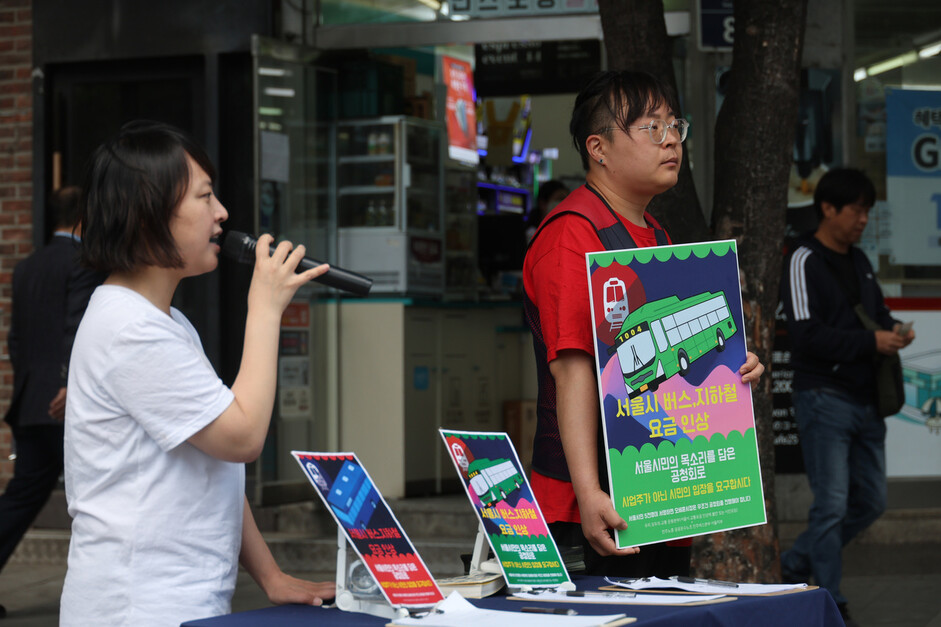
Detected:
left=339, top=154, right=395, bottom=164
left=338, top=186, right=396, bottom=196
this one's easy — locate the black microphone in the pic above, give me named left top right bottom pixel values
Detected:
left=222, top=231, right=373, bottom=296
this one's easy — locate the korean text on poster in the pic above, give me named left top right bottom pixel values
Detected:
left=442, top=55, right=478, bottom=165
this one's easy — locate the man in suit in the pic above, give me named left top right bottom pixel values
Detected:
left=0, top=187, right=104, bottom=616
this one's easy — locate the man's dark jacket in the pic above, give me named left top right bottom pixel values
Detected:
left=780, top=234, right=898, bottom=402
left=5, top=234, right=102, bottom=427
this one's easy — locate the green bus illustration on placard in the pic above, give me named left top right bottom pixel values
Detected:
left=467, top=458, right=523, bottom=507
left=609, top=291, right=737, bottom=398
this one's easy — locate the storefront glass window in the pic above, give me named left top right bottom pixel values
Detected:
left=249, top=37, right=340, bottom=504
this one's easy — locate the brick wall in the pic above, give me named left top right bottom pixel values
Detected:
left=0, top=0, right=33, bottom=490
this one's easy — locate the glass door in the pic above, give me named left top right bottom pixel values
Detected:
left=250, top=36, right=339, bottom=504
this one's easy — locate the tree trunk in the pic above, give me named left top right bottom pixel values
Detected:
left=701, top=0, right=808, bottom=581
left=597, top=0, right=710, bottom=244
left=599, top=0, right=807, bottom=581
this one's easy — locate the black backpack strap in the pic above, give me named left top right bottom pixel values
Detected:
left=653, top=225, right=669, bottom=245
left=585, top=184, right=640, bottom=250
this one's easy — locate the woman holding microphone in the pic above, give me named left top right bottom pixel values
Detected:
left=61, top=121, right=334, bottom=626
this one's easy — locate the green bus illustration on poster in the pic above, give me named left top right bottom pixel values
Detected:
left=610, top=291, right=738, bottom=398
left=587, top=241, right=766, bottom=548
left=467, top=458, right=524, bottom=508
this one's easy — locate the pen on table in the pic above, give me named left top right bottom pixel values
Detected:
left=566, top=590, right=636, bottom=598
left=521, top=607, right=578, bottom=615
left=674, top=575, right=739, bottom=588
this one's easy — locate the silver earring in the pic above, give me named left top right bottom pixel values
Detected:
left=599, top=158, right=604, bottom=165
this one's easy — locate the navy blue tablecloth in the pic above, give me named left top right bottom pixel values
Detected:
left=181, top=576, right=844, bottom=627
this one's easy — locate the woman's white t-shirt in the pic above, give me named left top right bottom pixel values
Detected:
left=61, top=286, right=240, bottom=627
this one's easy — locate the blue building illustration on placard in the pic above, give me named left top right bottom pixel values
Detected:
left=328, top=461, right=379, bottom=529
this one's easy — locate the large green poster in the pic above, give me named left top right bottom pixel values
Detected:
left=587, top=241, right=767, bottom=547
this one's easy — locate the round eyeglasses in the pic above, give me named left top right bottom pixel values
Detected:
left=597, top=118, right=689, bottom=144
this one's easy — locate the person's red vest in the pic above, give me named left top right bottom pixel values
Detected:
left=523, top=184, right=668, bottom=482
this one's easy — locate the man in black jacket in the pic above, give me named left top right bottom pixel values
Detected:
left=780, top=168, right=914, bottom=623
left=0, top=187, right=104, bottom=615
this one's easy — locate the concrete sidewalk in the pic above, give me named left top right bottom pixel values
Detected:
left=3, top=548, right=941, bottom=626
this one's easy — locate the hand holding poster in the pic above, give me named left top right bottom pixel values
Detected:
left=586, top=241, right=766, bottom=548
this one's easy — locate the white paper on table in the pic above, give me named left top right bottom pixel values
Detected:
left=604, top=576, right=808, bottom=595
left=512, top=590, right=726, bottom=605
left=391, top=592, right=629, bottom=627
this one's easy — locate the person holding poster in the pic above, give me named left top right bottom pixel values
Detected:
left=60, top=121, right=334, bottom=626
left=780, top=168, right=914, bottom=623
left=523, top=71, right=764, bottom=577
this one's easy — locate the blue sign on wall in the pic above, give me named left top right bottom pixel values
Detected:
left=887, top=89, right=941, bottom=178
left=886, top=88, right=941, bottom=266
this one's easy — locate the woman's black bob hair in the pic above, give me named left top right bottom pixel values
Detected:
left=79, top=120, right=216, bottom=274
